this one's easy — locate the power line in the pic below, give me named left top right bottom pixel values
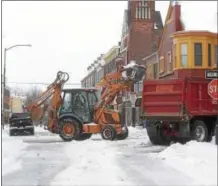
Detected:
left=5, top=82, right=81, bottom=85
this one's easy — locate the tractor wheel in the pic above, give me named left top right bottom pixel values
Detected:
left=74, top=133, right=92, bottom=141
left=101, top=125, right=116, bottom=141
left=59, top=118, right=82, bottom=142
left=116, top=126, right=129, bottom=140
left=191, top=120, right=208, bottom=142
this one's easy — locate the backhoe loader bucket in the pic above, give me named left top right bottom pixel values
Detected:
left=121, top=62, right=145, bottom=83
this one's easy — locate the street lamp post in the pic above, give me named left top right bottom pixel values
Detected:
left=2, top=44, right=32, bottom=129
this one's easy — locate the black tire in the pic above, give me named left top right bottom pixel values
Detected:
left=146, top=122, right=171, bottom=146
left=30, top=128, right=35, bottom=135
left=116, top=127, right=129, bottom=140
left=9, top=129, right=14, bottom=136
left=58, top=118, right=82, bottom=142
left=101, top=125, right=116, bottom=141
left=74, top=133, right=92, bottom=141
left=191, top=120, right=208, bottom=142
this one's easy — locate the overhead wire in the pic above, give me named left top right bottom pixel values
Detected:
left=5, top=82, right=81, bottom=85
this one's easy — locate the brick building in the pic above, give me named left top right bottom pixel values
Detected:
left=119, top=0, right=163, bottom=94
left=119, top=0, right=163, bottom=66
left=144, top=1, right=184, bottom=80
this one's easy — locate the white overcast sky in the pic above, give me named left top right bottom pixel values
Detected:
left=2, top=1, right=217, bottom=92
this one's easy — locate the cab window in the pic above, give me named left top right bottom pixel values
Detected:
left=61, top=92, right=72, bottom=112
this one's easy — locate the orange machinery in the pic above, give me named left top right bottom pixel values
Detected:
left=57, top=62, right=146, bottom=141
left=25, top=62, right=145, bottom=141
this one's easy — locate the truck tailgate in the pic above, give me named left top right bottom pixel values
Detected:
left=142, top=79, right=184, bottom=117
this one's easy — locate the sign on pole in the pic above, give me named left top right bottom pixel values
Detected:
left=208, top=79, right=218, bottom=101
left=205, top=70, right=218, bottom=79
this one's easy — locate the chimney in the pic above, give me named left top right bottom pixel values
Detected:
left=174, top=2, right=183, bottom=31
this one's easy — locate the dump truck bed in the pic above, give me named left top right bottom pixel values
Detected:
left=142, top=77, right=218, bottom=120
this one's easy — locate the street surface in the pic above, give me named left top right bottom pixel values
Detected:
left=2, top=126, right=217, bottom=186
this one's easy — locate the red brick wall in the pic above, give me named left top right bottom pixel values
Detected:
left=128, top=0, right=159, bottom=65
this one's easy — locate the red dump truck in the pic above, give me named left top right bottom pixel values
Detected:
left=138, top=76, right=218, bottom=145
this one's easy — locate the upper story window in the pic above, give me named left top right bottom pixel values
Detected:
left=215, top=45, right=218, bottom=67
left=153, top=63, right=158, bottom=79
left=180, top=43, right=188, bottom=67
left=208, top=44, right=211, bottom=67
left=173, top=44, right=176, bottom=69
left=159, top=57, right=164, bottom=73
left=135, top=1, right=151, bottom=20
left=167, top=51, right=172, bottom=72
left=194, top=43, right=202, bottom=66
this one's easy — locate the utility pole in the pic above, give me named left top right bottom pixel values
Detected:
left=2, top=44, right=32, bottom=129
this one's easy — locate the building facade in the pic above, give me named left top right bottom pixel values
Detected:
left=119, top=0, right=163, bottom=94
left=2, top=74, right=11, bottom=123
left=103, top=44, right=120, bottom=76
left=81, top=54, right=105, bottom=88
left=10, top=96, right=23, bottom=113
left=120, top=0, right=163, bottom=66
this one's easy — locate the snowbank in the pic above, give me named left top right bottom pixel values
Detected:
left=154, top=140, right=217, bottom=186
left=2, top=128, right=28, bottom=176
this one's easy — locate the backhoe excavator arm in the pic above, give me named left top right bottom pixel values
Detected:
left=25, top=71, right=69, bottom=123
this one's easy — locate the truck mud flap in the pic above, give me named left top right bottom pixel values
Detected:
left=145, top=121, right=171, bottom=145
left=146, top=121, right=159, bottom=135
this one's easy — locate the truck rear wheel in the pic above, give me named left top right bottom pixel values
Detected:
left=59, top=118, right=82, bottom=142
left=191, top=120, right=208, bottom=142
left=146, top=121, right=171, bottom=145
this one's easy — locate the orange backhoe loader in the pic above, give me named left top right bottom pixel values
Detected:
left=56, top=62, right=145, bottom=141
left=25, top=62, right=145, bottom=141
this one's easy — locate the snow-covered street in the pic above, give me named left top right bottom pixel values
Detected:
left=2, top=126, right=217, bottom=186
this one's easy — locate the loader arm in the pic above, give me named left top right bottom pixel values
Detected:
left=94, top=62, right=145, bottom=125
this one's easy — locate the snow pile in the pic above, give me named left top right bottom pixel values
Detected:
left=2, top=129, right=28, bottom=176
left=51, top=135, right=133, bottom=186
left=154, top=141, right=217, bottom=186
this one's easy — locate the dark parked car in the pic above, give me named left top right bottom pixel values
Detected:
left=9, top=112, right=34, bottom=136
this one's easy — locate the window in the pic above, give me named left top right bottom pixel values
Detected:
left=167, top=51, right=172, bottom=72
left=147, top=64, right=153, bottom=79
left=215, top=45, right=218, bottom=67
left=153, top=63, right=158, bottom=79
left=194, top=43, right=202, bottom=66
left=135, top=0, right=151, bottom=19
left=208, top=44, right=211, bottom=67
left=180, top=43, right=188, bottom=67
left=159, top=57, right=164, bottom=73
left=173, top=44, right=176, bottom=69
left=61, top=92, right=72, bottom=113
